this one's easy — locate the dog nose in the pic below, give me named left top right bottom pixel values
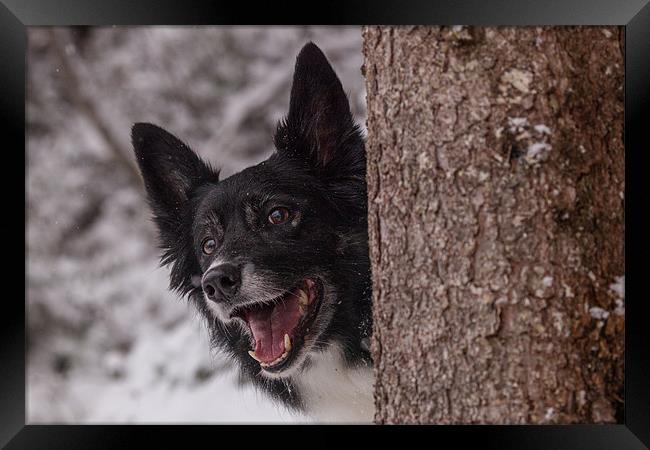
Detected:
left=202, top=264, right=241, bottom=302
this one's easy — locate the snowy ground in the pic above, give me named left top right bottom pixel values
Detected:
left=26, top=26, right=366, bottom=423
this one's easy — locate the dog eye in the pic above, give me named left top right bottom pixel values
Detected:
left=268, top=207, right=290, bottom=225
left=201, top=237, right=217, bottom=255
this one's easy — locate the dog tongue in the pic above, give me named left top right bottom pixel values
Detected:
left=245, top=292, right=302, bottom=363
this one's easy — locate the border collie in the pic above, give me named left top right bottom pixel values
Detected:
left=131, top=42, right=373, bottom=422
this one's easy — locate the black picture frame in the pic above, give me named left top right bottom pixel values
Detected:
left=7, top=0, right=649, bottom=447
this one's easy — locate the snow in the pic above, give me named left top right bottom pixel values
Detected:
left=609, top=275, right=624, bottom=300
left=507, top=116, right=529, bottom=132
left=589, top=307, right=610, bottom=320
left=505, top=117, right=553, bottom=164
left=526, top=142, right=552, bottom=159
left=544, top=407, right=556, bottom=422
left=610, top=275, right=625, bottom=316
left=26, top=26, right=365, bottom=423
left=585, top=275, right=624, bottom=320
left=587, top=274, right=625, bottom=321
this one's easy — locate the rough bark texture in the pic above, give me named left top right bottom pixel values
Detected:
left=362, top=26, right=624, bottom=424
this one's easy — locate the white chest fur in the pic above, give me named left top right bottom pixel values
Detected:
left=293, top=345, right=375, bottom=423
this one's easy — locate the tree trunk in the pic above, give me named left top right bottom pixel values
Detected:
left=362, top=26, right=624, bottom=424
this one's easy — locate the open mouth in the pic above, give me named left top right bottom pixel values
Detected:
left=230, top=278, right=322, bottom=373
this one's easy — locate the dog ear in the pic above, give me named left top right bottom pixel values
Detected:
left=131, top=123, right=218, bottom=216
left=274, top=42, right=362, bottom=172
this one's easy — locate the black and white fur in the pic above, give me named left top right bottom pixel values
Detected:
left=131, top=42, right=373, bottom=422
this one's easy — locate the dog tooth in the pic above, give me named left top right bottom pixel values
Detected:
left=305, top=289, right=314, bottom=305
left=284, top=334, right=292, bottom=352
left=299, top=289, right=309, bottom=306
left=248, top=350, right=262, bottom=362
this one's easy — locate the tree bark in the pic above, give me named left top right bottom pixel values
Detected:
left=362, top=26, right=624, bottom=424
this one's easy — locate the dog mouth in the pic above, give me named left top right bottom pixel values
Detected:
left=230, top=278, right=322, bottom=372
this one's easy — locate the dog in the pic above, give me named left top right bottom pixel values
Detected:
left=131, top=42, right=373, bottom=422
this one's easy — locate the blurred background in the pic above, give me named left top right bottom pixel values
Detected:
left=26, top=26, right=366, bottom=423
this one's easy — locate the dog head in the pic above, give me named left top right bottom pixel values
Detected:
left=132, top=43, right=370, bottom=385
